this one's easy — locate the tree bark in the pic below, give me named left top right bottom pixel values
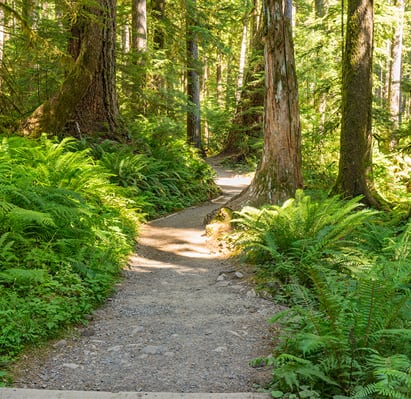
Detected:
left=152, top=0, right=165, bottom=50
left=332, top=0, right=380, bottom=207
left=387, top=0, right=404, bottom=150
left=315, top=0, right=326, bottom=18
left=235, top=11, right=249, bottom=104
left=186, top=0, right=202, bottom=151
left=226, top=0, right=302, bottom=209
left=20, top=0, right=123, bottom=140
left=132, top=0, right=147, bottom=52
left=0, top=0, right=5, bottom=72
left=223, top=0, right=264, bottom=156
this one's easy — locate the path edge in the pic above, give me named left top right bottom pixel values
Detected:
left=0, top=388, right=271, bottom=399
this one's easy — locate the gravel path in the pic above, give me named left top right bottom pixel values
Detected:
left=11, top=159, right=279, bottom=393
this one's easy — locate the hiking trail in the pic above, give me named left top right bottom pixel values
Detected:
left=10, top=158, right=279, bottom=394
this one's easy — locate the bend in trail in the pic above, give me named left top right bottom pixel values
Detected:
left=9, top=158, right=279, bottom=395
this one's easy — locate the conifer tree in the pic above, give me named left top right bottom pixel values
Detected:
left=227, top=0, right=302, bottom=208
left=20, top=0, right=124, bottom=140
left=332, top=0, right=381, bottom=207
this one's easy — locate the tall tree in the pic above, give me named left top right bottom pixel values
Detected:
left=227, top=0, right=302, bottom=208
left=186, top=0, right=202, bottom=151
left=21, top=0, right=123, bottom=139
left=235, top=8, right=250, bottom=103
left=387, top=0, right=404, bottom=150
left=223, top=0, right=264, bottom=156
left=132, top=0, right=147, bottom=52
left=315, top=0, right=326, bottom=18
left=332, top=0, right=380, bottom=207
left=152, top=0, right=165, bottom=50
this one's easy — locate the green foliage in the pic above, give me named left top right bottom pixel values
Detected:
left=0, top=129, right=219, bottom=382
left=233, top=191, right=376, bottom=283
left=231, top=191, right=411, bottom=398
left=0, top=134, right=142, bottom=363
left=84, top=118, right=220, bottom=218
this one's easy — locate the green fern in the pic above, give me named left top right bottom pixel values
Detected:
left=233, top=191, right=376, bottom=284
left=0, top=268, right=48, bottom=287
left=234, top=192, right=411, bottom=397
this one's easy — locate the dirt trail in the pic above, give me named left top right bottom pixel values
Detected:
left=11, top=158, right=278, bottom=393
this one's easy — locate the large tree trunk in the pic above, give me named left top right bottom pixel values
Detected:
left=21, top=0, right=123, bottom=140
left=186, top=0, right=202, bottom=151
left=332, top=0, right=380, bottom=207
left=226, top=0, right=302, bottom=209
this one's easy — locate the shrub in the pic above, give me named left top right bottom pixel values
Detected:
left=232, top=192, right=411, bottom=398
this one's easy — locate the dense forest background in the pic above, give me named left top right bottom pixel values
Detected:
left=0, top=0, right=410, bottom=397
left=0, top=0, right=409, bottom=198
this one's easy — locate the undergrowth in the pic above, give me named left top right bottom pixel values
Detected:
left=87, top=137, right=220, bottom=218
left=0, top=132, right=218, bottom=384
left=232, top=191, right=411, bottom=399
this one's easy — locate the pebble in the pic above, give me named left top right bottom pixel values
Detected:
left=80, top=327, right=95, bottom=337
left=62, top=363, right=80, bottom=370
left=53, top=340, right=67, bottom=349
left=141, top=345, right=166, bottom=355
left=107, top=345, right=122, bottom=352
left=216, top=274, right=226, bottom=281
left=234, top=272, right=244, bottom=278
left=215, top=281, right=230, bottom=287
left=131, top=326, right=145, bottom=335
left=213, top=346, right=227, bottom=353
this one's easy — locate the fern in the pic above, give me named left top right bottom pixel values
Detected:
left=0, top=233, right=18, bottom=266
left=353, top=354, right=411, bottom=398
left=234, top=192, right=411, bottom=397
left=233, top=191, right=376, bottom=280
left=0, top=268, right=48, bottom=287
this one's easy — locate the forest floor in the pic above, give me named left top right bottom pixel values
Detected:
left=10, top=157, right=280, bottom=393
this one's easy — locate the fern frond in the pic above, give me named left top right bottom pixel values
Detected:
left=8, top=208, right=56, bottom=230
left=0, top=268, right=48, bottom=287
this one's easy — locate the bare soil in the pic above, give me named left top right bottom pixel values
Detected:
left=11, top=158, right=279, bottom=393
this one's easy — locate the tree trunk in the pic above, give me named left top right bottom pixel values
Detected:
left=0, top=0, right=5, bottom=79
left=21, top=0, right=123, bottom=140
left=216, top=51, right=223, bottom=107
left=223, top=0, right=264, bottom=156
left=226, top=0, right=302, bottom=209
left=332, top=0, right=380, bottom=207
left=152, top=0, right=165, bottom=50
left=235, top=11, right=249, bottom=104
left=132, top=0, right=147, bottom=52
left=387, top=0, right=404, bottom=150
left=186, top=0, right=202, bottom=151
left=315, top=0, right=326, bottom=18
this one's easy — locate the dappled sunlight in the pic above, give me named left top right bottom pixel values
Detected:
left=125, top=167, right=253, bottom=278
left=214, top=174, right=252, bottom=198
left=128, top=253, right=209, bottom=275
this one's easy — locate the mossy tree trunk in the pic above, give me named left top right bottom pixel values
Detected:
left=226, top=0, right=303, bottom=209
left=21, top=0, right=123, bottom=140
left=332, top=0, right=380, bottom=207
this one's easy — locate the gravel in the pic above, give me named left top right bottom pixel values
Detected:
left=11, top=159, right=280, bottom=393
